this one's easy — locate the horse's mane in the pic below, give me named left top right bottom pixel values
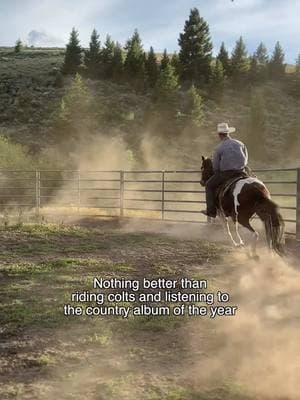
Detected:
left=203, top=156, right=213, bottom=171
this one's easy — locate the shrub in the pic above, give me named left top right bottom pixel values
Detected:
left=0, top=134, right=36, bottom=170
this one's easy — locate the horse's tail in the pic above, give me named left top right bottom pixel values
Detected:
left=255, top=197, right=285, bottom=256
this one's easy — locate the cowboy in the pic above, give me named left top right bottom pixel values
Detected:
left=201, top=122, right=249, bottom=218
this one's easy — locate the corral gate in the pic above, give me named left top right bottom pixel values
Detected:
left=0, top=168, right=299, bottom=239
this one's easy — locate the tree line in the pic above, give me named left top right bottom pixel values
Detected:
left=61, top=7, right=296, bottom=93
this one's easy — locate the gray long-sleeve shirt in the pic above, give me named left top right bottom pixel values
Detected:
left=212, top=136, right=248, bottom=172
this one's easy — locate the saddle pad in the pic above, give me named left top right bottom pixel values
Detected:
left=218, top=176, right=247, bottom=198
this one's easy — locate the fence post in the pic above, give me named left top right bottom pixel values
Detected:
left=162, top=171, right=165, bottom=220
left=296, top=168, right=300, bottom=240
left=77, top=170, right=81, bottom=213
left=120, top=170, right=124, bottom=217
left=35, top=170, right=40, bottom=217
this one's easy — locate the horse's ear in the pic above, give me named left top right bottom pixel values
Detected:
left=202, top=156, right=206, bottom=161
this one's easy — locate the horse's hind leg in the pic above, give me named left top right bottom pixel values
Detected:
left=220, top=215, right=238, bottom=247
left=232, top=214, right=244, bottom=246
left=235, top=222, right=245, bottom=246
left=237, top=214, right=259, bottom=260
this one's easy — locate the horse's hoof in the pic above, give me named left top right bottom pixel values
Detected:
left=235, top=242, right=244, bottom=248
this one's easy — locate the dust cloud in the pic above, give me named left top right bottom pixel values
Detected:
left=34, top=246, right=300, bottom=400
left=41, top=127, right=214, bottom=216
left=24, top=119, right=300, bottom=399
left=188, top=249, right=300, bottom=399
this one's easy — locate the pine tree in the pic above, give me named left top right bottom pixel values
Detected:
left=255, top=42, right=268, bottom=65
left=185, top=84, right=204, bottom=127
left=145, top=46, right=158, bottom=88
left=111, top=42, right=124, bottom=81
left=155, top=64, right=180, bottom=111
left=248, top=55, right=259, bottom=84
left=217, top=42, right=230, bottom=77
left=210, top=59, right=225, bottom=101
left=171, top=52, right=180, bottom=76
left=255, top=42, right=268, bottom=81
left=62, top=28, right=82, bottom=75
left=178, top=7, right=213, bottom=84
left=231, top=36, right=249, bottom=84
left=54, top=73, right=92, bottom=145
left=101, top=35, right=115, bottom=79
left=268, top=41, right=285, bottom=80
left=124, top=29, right=146, bottom=88
left=14, top=38, right=23, bottom=53
left=160, top=49, right=170, bottom=71
left=84, top=29, right=101, bottom=78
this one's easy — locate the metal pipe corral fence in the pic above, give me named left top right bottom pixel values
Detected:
left=0, top=168, right=299, bottom=239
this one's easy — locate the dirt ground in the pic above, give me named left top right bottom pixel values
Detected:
left=0, top=217, right=299, bottom=400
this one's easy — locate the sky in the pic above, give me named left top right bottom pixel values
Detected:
left=0, top=0, right=299, bottom=62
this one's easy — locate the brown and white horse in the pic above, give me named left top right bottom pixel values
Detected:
left=200, top=156, right=285, bottom=257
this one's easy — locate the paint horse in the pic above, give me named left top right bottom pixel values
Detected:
left=200, top=156, right=285, bottom=257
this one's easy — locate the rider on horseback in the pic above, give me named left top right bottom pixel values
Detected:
left=201, top=123, right=249, bottom=218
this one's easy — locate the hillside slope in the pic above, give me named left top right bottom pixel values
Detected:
left=0, top=48, right=299, bottom=169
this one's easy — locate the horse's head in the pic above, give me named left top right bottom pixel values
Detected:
left=200, top=156, right=214, bottom=186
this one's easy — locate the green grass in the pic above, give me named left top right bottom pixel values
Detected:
left=0, top=222, right=273, bottom=400
left=1, top=258, right=81, bottom=275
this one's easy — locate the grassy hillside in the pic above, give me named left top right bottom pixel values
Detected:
left=0, top=49, right=64, bottom=146
left=0, top=48, right=299, bottom=169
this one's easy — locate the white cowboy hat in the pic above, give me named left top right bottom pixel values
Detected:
left=217, top=122, right=236, bottom=134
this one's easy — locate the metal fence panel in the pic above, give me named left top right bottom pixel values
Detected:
left=0, top=168, right=298, bottom=237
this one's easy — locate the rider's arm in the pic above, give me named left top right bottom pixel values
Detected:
left=243, top=145, right=249, bottom=165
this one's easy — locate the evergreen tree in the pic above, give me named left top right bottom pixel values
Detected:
left=54, top=73, right=92, bottom=145
left=210, top=59, right=225, bottom=101
left=124, top=29, right=146, bottom=88
left=178, top=7, right=213, bottom=84
left=14, top=38, right=23, bottom=53
left=217, top=42, right=230, bottom=77
left=184, top=84, right=204, bottom=127
left=248, top=54, right=259, bottom=84
left=269, top=42, right=285, bottom=80
left=84, top=29, right=101, bottom=78
left=155, top=64, right=180, bottom=111
left=145, top=46, right=158, bottom=88
left=101, top=35, right=115, bottom=79
left=231, top=36, right=249, bottom=83
left=255, top=42, right=268, bottom=65
left=160, top=49, right=170, bottom=71
left=255, top=42, right=268, bottom=81
left=171, top=52, right=180, bottom=76
left=111, top=42, right=124, bottom=81
left=62, top=28, right=82, bottom=75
